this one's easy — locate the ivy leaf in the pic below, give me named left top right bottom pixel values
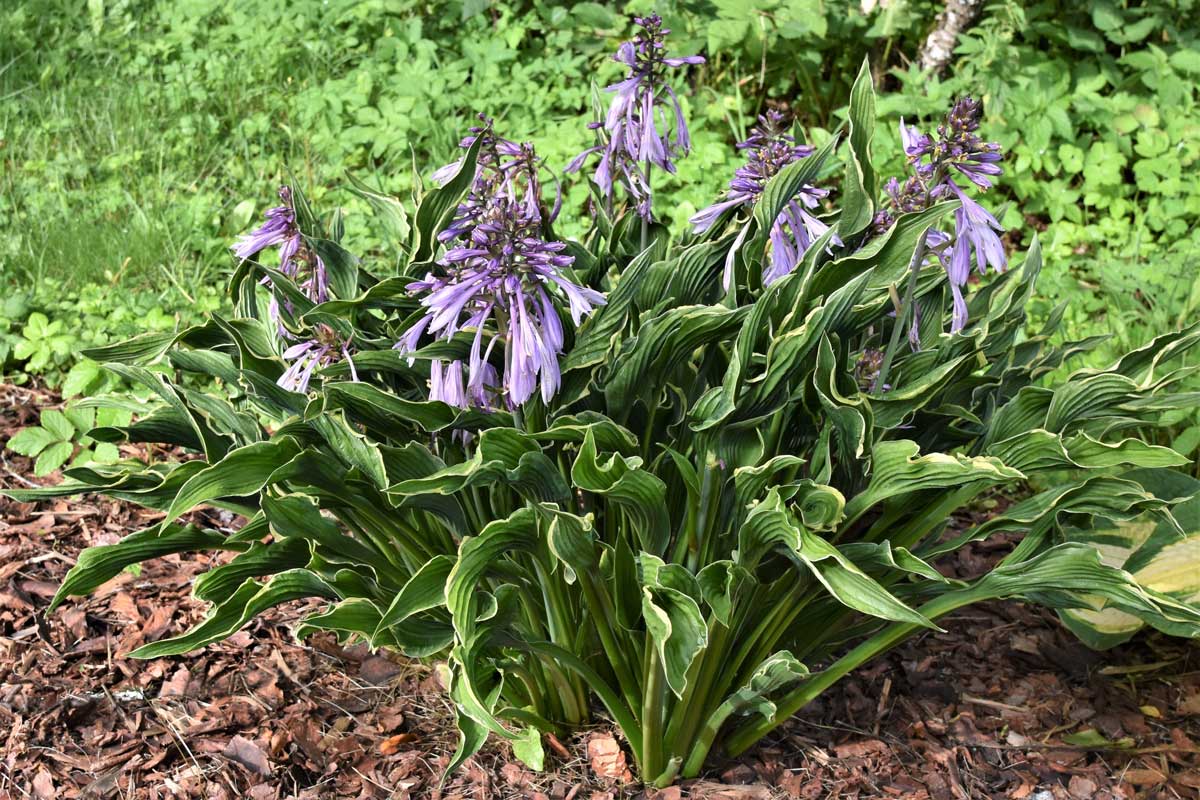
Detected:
left=511, top=727, right=545, bottom=771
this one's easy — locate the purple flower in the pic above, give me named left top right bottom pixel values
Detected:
left=401, top=125, right=605, bottom=410
left=899, top=119, right=933, bottom=162
left=691, top=110, right=840, bottom=287
left=232, top=186, right=331, bottom=321
left=877, top=98, right=1006, bottom=333
left=233, top=187, right=297, bottom=261
left=567, top=14, right=704, bottom=220
left=278, top=324, right=357, bottom=394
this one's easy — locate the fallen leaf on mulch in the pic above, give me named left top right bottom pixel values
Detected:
left=32, top=768, right=55, bottom=799
left=360, top=654, right=405, bottom=685
left=223, top=735, right=272, bottom=775
left=587, top=733, right=632, bottom=782
left=687, top=781, right=772, bottom=799
left=379, top=732, right=418, bottom=755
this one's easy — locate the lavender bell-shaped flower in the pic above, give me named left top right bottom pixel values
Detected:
left=566, top=14, right=704, bottom=220
left=277, top=324, right=357, bottom=394
left=400, top=124, right=605, bottom=410
left=876, top=97, right=1006, bottom=334
left=233, top=188, right=354, bottom=391
left=691, top=110, right=840, bottom=288
left=232, top=186, right=332, bottom=320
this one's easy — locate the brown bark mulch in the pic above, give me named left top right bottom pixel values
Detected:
left=1, top=383, right=1198, bottom=799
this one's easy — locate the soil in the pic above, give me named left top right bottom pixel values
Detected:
left=1, top=383, right=1198, bottom=799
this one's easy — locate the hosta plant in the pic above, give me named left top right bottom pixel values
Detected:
left=8, top=35, right=1200, bottom=786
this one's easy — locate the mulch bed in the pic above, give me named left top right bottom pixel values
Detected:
left=1, top=382, right=1198, bottom=799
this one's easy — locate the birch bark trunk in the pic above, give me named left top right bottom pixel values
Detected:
left=919, top=0, right=987, bottom=73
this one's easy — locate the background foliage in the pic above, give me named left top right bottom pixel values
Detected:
left=2, top=0, right=1198, bottom=428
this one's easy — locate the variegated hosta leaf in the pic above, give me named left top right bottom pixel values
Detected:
left=928, top=473, right=1182, bottom=558
left=738, top=490, right=935, bottom=628
left=50, top=523, right=243, bottom=611
left=988, top=430, right=1189, bottom=474
left=132, top=570, right=341, bottom=658
left=388, top=427, right=568, bottom=506
left=1059, top=472, right=1200, bottom=649
left=572, top=429, right=670, bottom=556
left=641, top=554, right=708, bottom=697
left=843, top=439, right=1024, bottom=524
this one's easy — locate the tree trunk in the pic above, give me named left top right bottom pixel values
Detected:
left=919, top=0, right=986, bottom=73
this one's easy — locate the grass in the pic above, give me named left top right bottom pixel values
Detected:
left=0, top=1, right=320, bottom=293
left=0, top=0, right=740, bottom=299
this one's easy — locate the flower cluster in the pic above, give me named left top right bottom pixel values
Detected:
left=566, top=14, right=704, bottom=219
left=232, top=186, right=331, bottom=311
left=400, top=122, right=604, bottom=409
left=691, top=110, right=838, bottom=287
left=234, top=187, right=355, bottom=393
left=875, top=98, right=1006, bottom=333
left=278, top=324, right=357, bottom=394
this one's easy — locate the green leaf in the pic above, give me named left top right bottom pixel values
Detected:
left=571, top=429, right=670, bottom=556
left=35, top=441, right=74, bottom=476
left=511, top=727, right=545, bottom=771
left=974, top=542, right=1200, bottom=637
left=40, top=409, right=76, bottom=442
left=131, top=570, right=340, bottom=658
left=51, top=523, right=238, bottom=610
left=808, top=202, right=955, bottom=298
left=311, top=237, right=359, bottom=302
left=91, top=442, right=121, bottom=463
left=374, top=555, right=455, bottom=655
left=641, top=554, right=708, bottom=698
left=1091, top=2, right=1123, bottom=31
left=1062, top=728, right=1134, bottom=749
left=161, top=437, right=302, bottom=526
left=64, top=405, right=94, bottom=436
left=411, top=133, right=484, bottom=263
left=446, top=507, right=539, bottom=642
left=308, top=410, right=389, bottom=490
left=604, top=304, right=746, bottom=417
left=794, top=526, right=938, bottom=629
left=838, top=59, right=876, bottom=238
left=749, top=133, right=840, bottom=259
left=739, top=490, right=935, bottom=628
left=387, top=427, right=550, bottom=503
left=194, top=537, right=312, bottom=604
left=295, top=597, right=387, bottom=645
left=684, top=651, right=808, bottom=774
left=6, top=426, right=55, bottom=457
left=81, top=330, right=176, bottom=364
left=844, top=440, right=1023, bottom=524
left=345, top=173, right=410, bottom=245
left=562, top=242, right=661, bottom=374
left=62, top=360, right=103, bottom=398
left=1169, top=49, right=1200, bottom=76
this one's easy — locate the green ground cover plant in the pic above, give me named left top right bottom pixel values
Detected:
left=6, top=404, right=132, bottom=476
left=0, top=280, right=220, bottom=389
left=7, top=7, right=1200, bottom=781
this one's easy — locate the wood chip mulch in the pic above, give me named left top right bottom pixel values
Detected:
left=1, top=383, right=1198, bottom=799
